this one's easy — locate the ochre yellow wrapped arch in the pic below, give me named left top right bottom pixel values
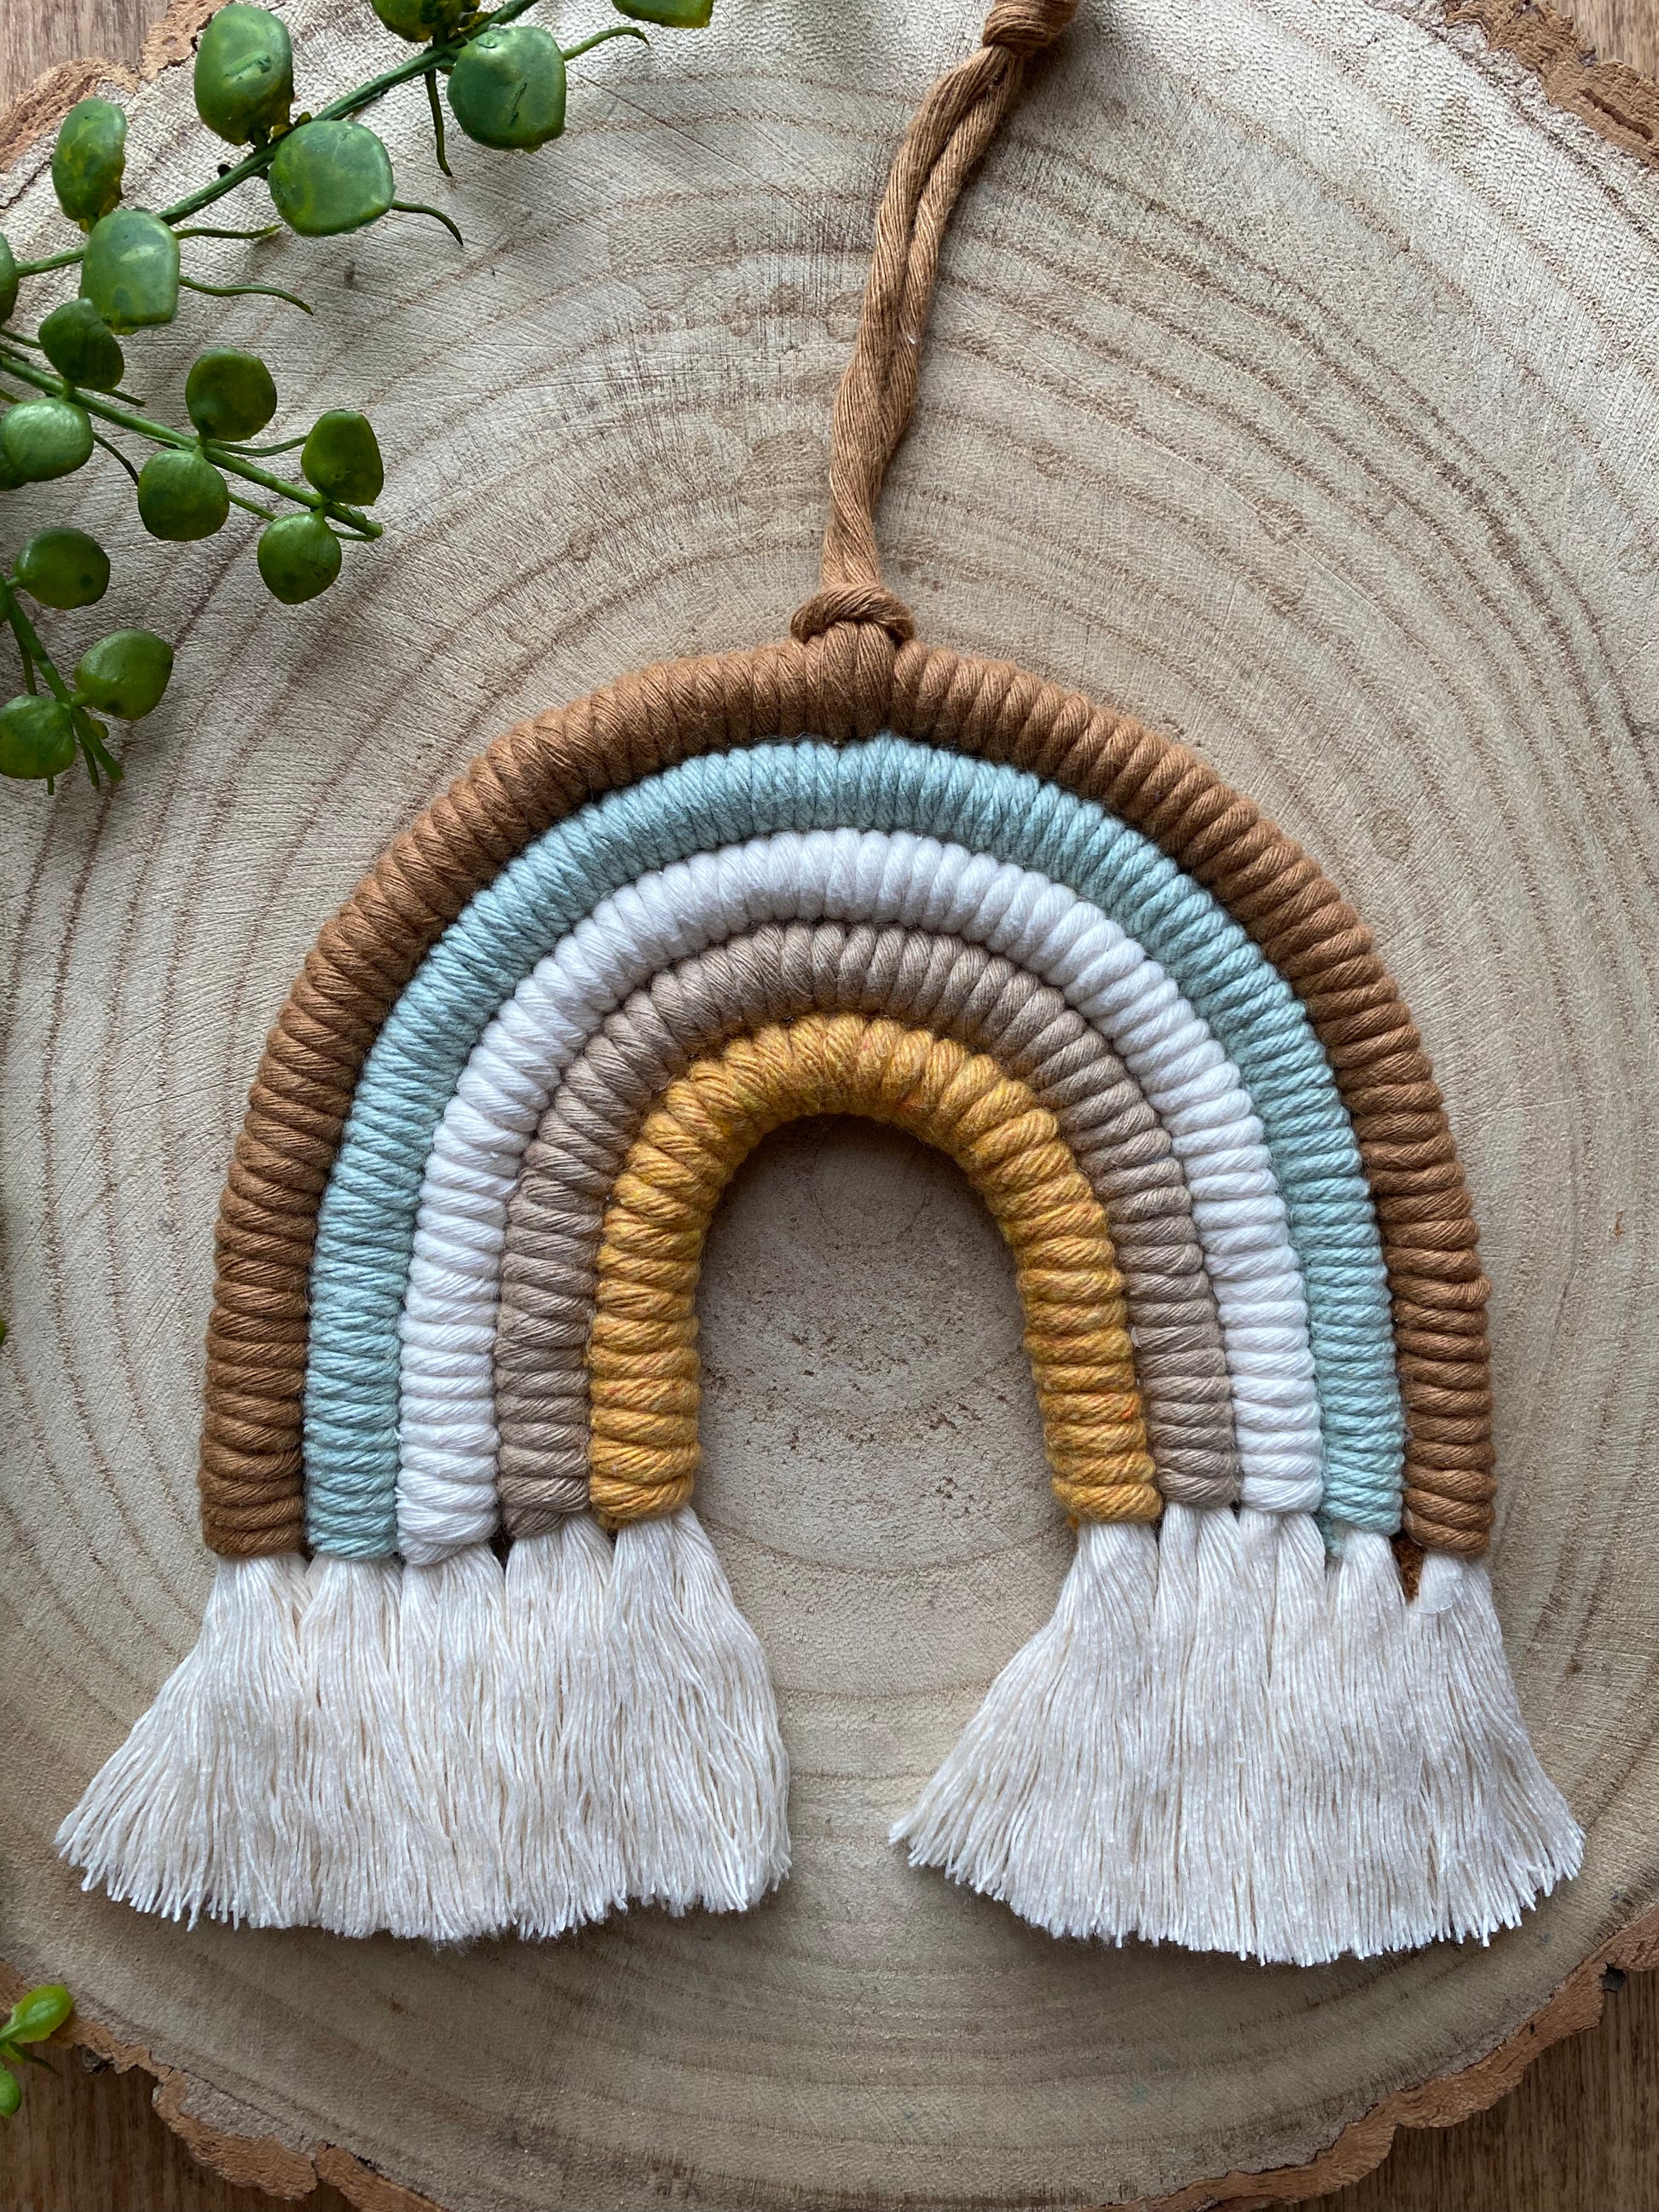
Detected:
left=584, top=1014, right=1156, bottom=1529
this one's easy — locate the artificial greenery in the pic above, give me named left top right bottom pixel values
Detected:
left=2, top=0, right=701, bottom=794
left=0, top=1984, right=74, bottom=2117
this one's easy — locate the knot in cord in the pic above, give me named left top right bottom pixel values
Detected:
left=790, top=583, right=916, bottom=645
left=982, top=0, right=1078, bottom=55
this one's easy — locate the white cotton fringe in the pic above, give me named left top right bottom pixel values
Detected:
left=604, top=1508, right=790, bottom=1915
left=301, top=1554, right=431, bottom=1938
left=895, top=1511, right=1581, bottom=1964
left=399, top=1545, right=516, bottom=1942
left=1325, top=1528, right=1431, bottom=1955
left=61, top=1519, right=1580, bottom=1959
left=1408, top=1548, right=1583, bottom=1943
left=1136, top=1505, right=1279, bottom=1957
left=56, top=1553, right=313, bottom=1928
left=1260, top=1511, right=1347, bottom=1964
left=503, top=1516, right=627, bottom=1936
left=892, top=1519, right=1159, bottom=1938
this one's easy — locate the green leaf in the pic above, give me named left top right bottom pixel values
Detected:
left=301, top=409, right=383, bottom=504
left=14, top=527, right=111, bottom=610
left=74, top=632, right=175, bottom=720
left=136, top=449, right=230, bottom=542
left=80, top=208, right=181, bottom=333
left=369, top=0, right=469, bottom=43
left=186, top=347, right=278, bottom=440
left=0, top=696, right=77, bottom=781
left=267, top=119, right=394, bottom=238
left=52, top=98, right=128, bottom=228
left=0, top=397, right=95, bottom=483
left=194, top=5, right=295, bottom=145
left=257, top=511, right=342, bottom=603
left=448, top=26, right=567, bottom=152
left=610, top=0, right=713, bottom=25
left=38, top=297, right=125, bottom=391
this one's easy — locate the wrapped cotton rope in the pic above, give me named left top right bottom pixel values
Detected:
left=380, top=825, right=1329, bottom=1949
left=57, top=0, right=1581, bottom=1959
left=390, top=811, right=1333, bottom=1555
left=389, top=825, right=1336, bottom=1946
left=350, top=734, right=1404, bottom=1563
left=483, top=926, right=1367, bottom=1953
left=578, top=1012, right=1157, bottom=1927
left=485, top=925, right=1251, bottom=1942
left=487, top=920, right=1239, bottom=1536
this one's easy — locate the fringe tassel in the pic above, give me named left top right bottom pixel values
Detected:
left=56, top=1553, right=313, bottom=1927
left=1136, top=1503, right=1201, bottom=1942
left=1327, top=1528, right=1433, bottom=1955
left=891, top=1519, right=1159, bottom=1937
left=62, top=1523, right=1577, bottom=1958
left=1411, top=1549, right=1583, bottom=1943
left=1259, top=1510, right=1345, bottom=1964
left=503, top=1515, right=627, bottom=1937
left=301, top=1556, right=426, bottom=1939
left=605, top=1509, right=790, bottom=1915
left=400, top=1545, right=515, bottom=1942
left=1145, top=1507, right=1278, bottom=1955
left=897, top=1512, right=1579, bottom=1964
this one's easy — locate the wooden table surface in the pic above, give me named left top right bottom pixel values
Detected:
left=3, top=3, right=1657, bottom=2209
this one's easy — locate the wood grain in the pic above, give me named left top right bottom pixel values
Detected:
left=5, top=1957, right=1659, bottom=2211
left=2, top=0, right=1658, bottom=2209
left=1590, top=0, right=1659, bottom=72
left=0, top=0, right=153, bottom=113
left=4, top=0, right=1657, bottom=106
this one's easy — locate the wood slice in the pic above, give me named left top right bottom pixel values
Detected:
left=2, top=0, right=1657, bottom=2205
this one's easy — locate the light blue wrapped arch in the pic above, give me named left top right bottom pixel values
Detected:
left=303, top=736, right=1402, bottom=1555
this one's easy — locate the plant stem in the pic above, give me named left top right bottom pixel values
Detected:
left=90, top=428, right=140, bottom=483
left=0, top=348, right=381, bottom=540
left=0, top=580, right=124, bottom=784
left=390, top=200, right=464, bottom=246
left=560, top=22, right=649, bottom=61
left=217, top=434, right=309, bottom=455
left=2, top=583, right=40, bottom=692
left=1, top=576, right=71, bottom=705
left=425, top=71, right=453, bottom=180
left=9, top=247, right=84, bottom=281
left=179, top=274, right=314, bottom=315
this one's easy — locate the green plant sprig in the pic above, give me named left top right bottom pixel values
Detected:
left=0, top=569, right=160, bottom=788
left=11, top=7, right=646, bottom=275
left=0, top=1984, right=75, bottom=2112
left=0, top=349, right=380, bottom=537
left=155, top=6, right=648, bottom=227
left=2, top=0, right=711, bottom=795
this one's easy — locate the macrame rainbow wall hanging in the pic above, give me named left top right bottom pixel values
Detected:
left=59, top=0, right=1581, bottom=1966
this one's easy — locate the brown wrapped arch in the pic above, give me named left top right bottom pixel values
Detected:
left=201, top=622, right=1489, bottom=1561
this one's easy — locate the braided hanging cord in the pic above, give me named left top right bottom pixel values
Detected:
left=585, top=1013, right=1157, bottom=1530
left=792, top=0, right=1078, bottom=645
